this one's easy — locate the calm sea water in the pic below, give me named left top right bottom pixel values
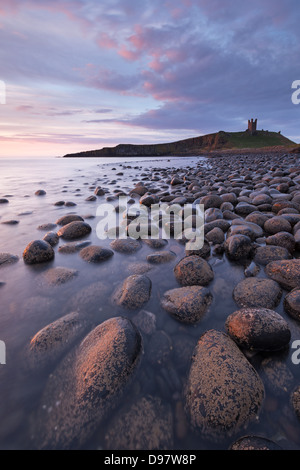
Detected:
left=0, top=155, right=300, bottom=450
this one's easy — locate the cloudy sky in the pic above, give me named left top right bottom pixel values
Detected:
left=0, top=0, right=299, bottom=157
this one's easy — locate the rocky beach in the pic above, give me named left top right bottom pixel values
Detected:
left=1, top=151, right=300, bottom=450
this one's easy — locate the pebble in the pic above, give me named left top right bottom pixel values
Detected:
left=39, top=267, right=78, bottom=287
left=233, top=277, right=282, bottom=309
left=0, top=253, right=19, bottom=268
left=57, top=221, right=92, bottom=240
left=225, top=307, right=291, bottom=351
left=146, top=251, right=176, bottom=264
left=56, top=215, right=84, bottom=226
left=254, top=245, right=292, bottom=265
left=260, top=357, right=294, bottom=397
left=161, top=286, right=212, bottom=324
left=265, top=259, right=300, bottom=290
left=264, top=216, right=292, bottom=234
left=43, top=232, right=59, bottom=247
left=1, top=219, right=19, bottom=225
left=79, top=245, right=114, bottom=263
left=23, top=240, right=54, bottom=265
left=174, top=255, right=214, bottom=286
left=110, top=238, right=142, bottom=254
left=104, top=396, right=173, bottom=450
left=229, top=436, right=282, bottom=450
left=284, top=288, right=300, bottom=321
left=112, top=274, right=152, bottom=310
left=224, top=234, right=253, bottom=260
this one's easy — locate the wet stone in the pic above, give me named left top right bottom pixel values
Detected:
left=184, top=330, right=264, bottom=440
left=233, top=277, right=282, bottom=309
left=65, top=281, right=111, bottom=318
left=205, top=227, right=224, bottom=244
left=143, top=239, right=168, bottom=249
left=112, top=274, right=152, bottom=310
left=224, top=234, right=253, bottom=261
left=127, top=262, right=154, bottom=275
left=265, top=259, right=300, bottom=291
left=58, top=240, right=91, bottom=254
left=229, top=436, right=282, bottom=450
left=200, top=195, right=222, bottom=209
left=57, top=221, right=92, bottom=240
left=245, top=212, right=270, bottom=227
left=23, top=240, right=54, bottom=265
left=1, top=219, right=19, bottom=225
left=56, top=215, right=84, bottom=226
left=260, top=357, right=294, bottom=397
left=204, top=208, right=223, bottom=223
left=104, top=396, right=173, bottom=450
left=291, top=386, right=300, bottom=421
left=26, top=312, right=88, bottom=372
left=254, top=245, right=292, bottom=266
left=204, top=219, right=230, bottom=234
left=33, top=317, right=142, bottom=449
left=146, top=251, right=176, bottom=264
left=265, top=232, right=295, bottom=253
left=37, top=223, right=57, bottom=231
left=0, top=253, right=19, bottom=268
left=244, top=261, right=260, bottom=277
left=94, top=187, right=105, bottom=196
left=185, top=238, right=211, bottom=258
left=147, top=330, right=173, bottom=366
left=284, top=289, right=300, bottom=321
left=43, top=232, right=59, bottom=247
left=264, top=217, right=292, bottom=235
left=227, top=220, right=263, bottom=240
left=161, top=286, right=212, bottom=324
left=79, top=245, right=114, bottom=263
left=174, top=255, right=214, bottom=286
left=132, top=310, right=156, bottom=335
left=110, top=238, right=142, bottom=254
left=235, top=202, right=257, bottom=216
left=225, top=308, right=291, bottom=351
left=39, top=267, right=78, bottom=287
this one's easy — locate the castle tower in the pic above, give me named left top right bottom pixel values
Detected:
left=248, top=118, right=257, bottom=135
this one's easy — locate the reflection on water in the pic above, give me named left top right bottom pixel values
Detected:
left=0, top=156, right=300, bottom=449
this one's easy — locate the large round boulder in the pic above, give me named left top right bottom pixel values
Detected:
left=33, top=317, right=142, bottom=449
left=184, top=330, right=264, bottom=440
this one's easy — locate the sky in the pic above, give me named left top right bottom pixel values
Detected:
left=0, top=0, right=299, bottom=157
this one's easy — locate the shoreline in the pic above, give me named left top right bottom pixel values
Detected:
left=1, top=150, right=300, bottom=449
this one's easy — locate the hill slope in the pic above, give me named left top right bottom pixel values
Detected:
left=63, top=130, right=296, bottom=158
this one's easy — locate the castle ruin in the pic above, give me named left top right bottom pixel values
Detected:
left=248, top=118, right=257, bottom=135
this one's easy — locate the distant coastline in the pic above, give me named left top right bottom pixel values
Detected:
left=63, top=130, right=298, bottom=158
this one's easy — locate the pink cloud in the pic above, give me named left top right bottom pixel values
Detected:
left=118, top=45, right=141, bottom=61
left=97, top=32, right=118, bottom=50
